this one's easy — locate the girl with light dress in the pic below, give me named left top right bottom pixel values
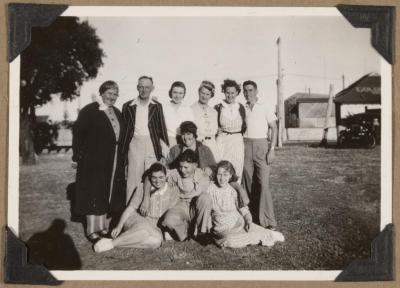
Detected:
left=191, top=81, right=220, bottom=161
left=207, top=161, right=285, bottom=248
left=163, top=81, right=195, bottom=147
left=214, top=79, right=246, bottom=183
left=93, top=163, right=179, bottom=252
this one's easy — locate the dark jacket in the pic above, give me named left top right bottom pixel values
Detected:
left=72, top=102, right=126, bottom=215
left=214, top=102, right=247, bottom=134
left=121, top=99, right=169, bottom=162
left=167, top=141, right=216, bottom=170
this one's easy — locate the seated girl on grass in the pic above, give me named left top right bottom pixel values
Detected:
left=207, top=160, right=285, bottom=248
left=94, top=163, right=179, bottom=252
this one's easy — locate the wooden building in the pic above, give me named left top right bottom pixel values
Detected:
left=285, top=93, right=336, bottom=128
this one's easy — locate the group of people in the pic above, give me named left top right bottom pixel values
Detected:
left=72, top=76, right=284, bottom=252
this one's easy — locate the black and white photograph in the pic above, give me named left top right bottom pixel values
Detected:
left=7, top=6, right=392, bottom=281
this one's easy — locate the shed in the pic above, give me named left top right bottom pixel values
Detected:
left=285, top=93, right=335, bottom=128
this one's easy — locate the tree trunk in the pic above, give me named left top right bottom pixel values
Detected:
left=20, top=114, right=36, bottom=165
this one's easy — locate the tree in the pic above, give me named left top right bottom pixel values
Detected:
left=20, top=17, right=105, bottom=164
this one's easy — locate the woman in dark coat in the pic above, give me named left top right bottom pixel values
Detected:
left=72, top=80, right=126, bottom=242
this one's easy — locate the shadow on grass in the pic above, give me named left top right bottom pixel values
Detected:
left=26, top=219, right=82, bottom=270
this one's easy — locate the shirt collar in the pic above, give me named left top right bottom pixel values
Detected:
left=246, top=98, right=264, bottom=108
left=129, top=97, right=156, bottom=106
left=221, top=100, right=239, bottom=109
left=152, top=183, right=168, bottom=196
left=98, top=100, right=110, bottom=111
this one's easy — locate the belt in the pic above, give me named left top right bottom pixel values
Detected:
left=221, top=130, right=242, bottom=135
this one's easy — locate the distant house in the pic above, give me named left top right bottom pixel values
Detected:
left=334, top=73, right=381, bottom=126
left=285, top=92, right=336, bottom=128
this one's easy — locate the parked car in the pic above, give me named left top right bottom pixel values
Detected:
left=338, top=111, right=380, bottom=149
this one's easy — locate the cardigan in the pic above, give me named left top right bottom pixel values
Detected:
left=167, top=141, right=217, bottom=170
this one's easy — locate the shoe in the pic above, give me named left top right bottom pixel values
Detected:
left=94, top=238, right=114, bottom=253
left=266, top=225, right=277, bottom=231
left=99, top=230, right=109, bottom=237
left=195, top=233, right=213, bottom=246
left=87, top=232, right=101, bottom=243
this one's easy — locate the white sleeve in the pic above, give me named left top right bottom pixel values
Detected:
left=265, top=105, right=277, bottom=123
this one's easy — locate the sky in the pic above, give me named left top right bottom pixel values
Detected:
left=37, top=14, right=381, bottom=121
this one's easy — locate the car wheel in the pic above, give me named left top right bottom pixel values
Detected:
left=338, top=134, right=347, bottom=148
left=367, top=135, right=376, bottom=149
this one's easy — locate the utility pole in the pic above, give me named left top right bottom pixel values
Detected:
left=320, top=84, right=334, bottom=147
left=342, top=74, right=345, bottom=90
left=276, top=37, right=285, bottom=147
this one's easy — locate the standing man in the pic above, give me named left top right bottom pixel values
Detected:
left=242, top=80, right=278, bottom=230
left=121, top=76, right=169, bottom=205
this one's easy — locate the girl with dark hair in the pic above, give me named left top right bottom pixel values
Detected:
left=214, top=79, right=247, bottom=182
left=167, top=121, right=216, bottom=171
left=163, top=81, right=194, bottom=146
left=72, top=80, right=126, bottom=243
left=207, top=161, right=285, bottom=248
left=94, top=162, right=179, bottom=252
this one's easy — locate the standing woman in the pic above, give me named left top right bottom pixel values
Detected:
left=72, top=80, right=126, bottom=243
left=191, top=81, right=220, bottom=161
left=215, top=79, right=246, bottom=182
left=163, top=81, right=194, bottom=147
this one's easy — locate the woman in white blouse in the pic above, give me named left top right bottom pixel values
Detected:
left=214, top=79, right=246, bottom=182
left=191, top=81, right=220, bottom=161
left=163, top=81, right=194, bottom=147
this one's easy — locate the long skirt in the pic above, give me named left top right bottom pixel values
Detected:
left=212, top=212, right=284, bottom=248
left=86, top=144, right=118, bottom=235
left=202, top=138, right=220, bottom=162
left=216, top=133, right=244, bottom=181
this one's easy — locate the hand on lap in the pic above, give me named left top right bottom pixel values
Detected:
left=244, top=213, right=252, bottom=232
left=111, top=226, right=122, bottom=239
left=139, top=197, right=150, bottom=216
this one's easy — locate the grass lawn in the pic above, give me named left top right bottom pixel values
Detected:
left=18, top=145, right=380, bottom=270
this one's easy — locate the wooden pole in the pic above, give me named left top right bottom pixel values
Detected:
left=276, top=37, right=285, bottom=147
left=320, top=84, right=334, bottom=147
left=342, top=74, right=345, bottom=89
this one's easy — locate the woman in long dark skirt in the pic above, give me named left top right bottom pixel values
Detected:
left=72, top=80, right=126, bottom=243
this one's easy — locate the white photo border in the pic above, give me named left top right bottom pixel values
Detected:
left=7, top=6, right=393, bottom=281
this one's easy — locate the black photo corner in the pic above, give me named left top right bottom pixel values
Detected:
left=4, top=2, right=395, bottom=284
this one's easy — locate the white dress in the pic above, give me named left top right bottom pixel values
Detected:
left=163, top=101, right=194, bottom=147
left=207, top=183, right=284, bottom=248
left=191, top=102, right=220, bottom=161
left=216, top=102, right=244, bottom=181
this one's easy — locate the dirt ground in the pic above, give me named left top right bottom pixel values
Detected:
left=18, top=145, right=380, bottom=270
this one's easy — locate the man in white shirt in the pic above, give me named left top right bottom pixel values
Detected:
left=242, top=80, right=278, bottom=230
left=121, top=76, right=169, bottom=205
